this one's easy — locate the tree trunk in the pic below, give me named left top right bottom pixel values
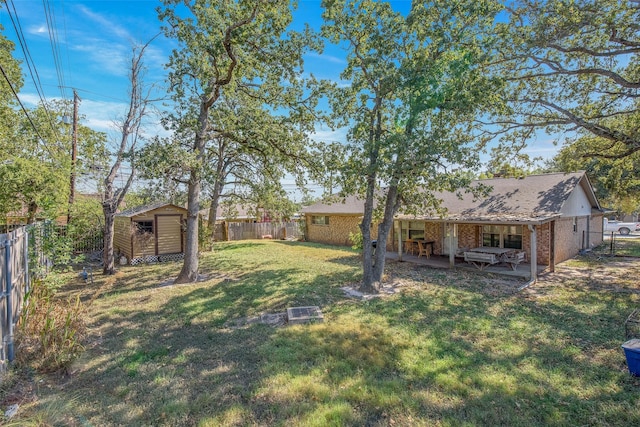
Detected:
left=175, top=170, right=201, bottom=284
left=359, top=175, right=379, bottom=294
left=359, top=97, right=383, bottom=294
left=175, top=87, right=213, bottom=284
left=102, top=203, right=117, bottom=275
left=206, top=178, right=225, bottom=250
left=27, top=202, right=38, bottom=224
left=371, top=185, right=399, bottom=283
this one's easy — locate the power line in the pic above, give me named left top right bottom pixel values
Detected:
left=0, top=62, right=50, bottom=150
left=58, top=0, right=73, bottom=92
left=5, top=0, right=60, bottom=134
left=42, top=0, right=69, bottom=102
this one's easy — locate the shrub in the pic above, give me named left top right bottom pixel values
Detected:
left=15, top=274, right=86, bottom=373
left=349, top=230, right=363, bottom=250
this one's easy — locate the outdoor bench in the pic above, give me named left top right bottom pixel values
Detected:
left=464, top=251, right=499, bottom=270
left=504, top=251, right=526, bottom=271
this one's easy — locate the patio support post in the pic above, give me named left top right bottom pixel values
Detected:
left=449, top=223, right=456, bottom=268
left=396, top=220, right=403, bottom=261
left=528, top=224, right=537, bottom=282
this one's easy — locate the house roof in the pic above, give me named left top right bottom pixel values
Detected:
left=116, top=202, right=187, bottom=218
left=303, top=172, right=601, bottom=224
left=301, top=194, right=367, bottom=215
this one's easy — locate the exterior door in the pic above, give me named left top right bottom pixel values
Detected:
left=155, top=214, right=183, bottom=255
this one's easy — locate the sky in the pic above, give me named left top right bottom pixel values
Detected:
left=1, top=0, right=561, bottom=195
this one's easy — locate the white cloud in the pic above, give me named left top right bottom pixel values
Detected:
left=77, top=5, right=132, bottom=41
left=77, top=98, right=168, bottom=140
left=310, top=126, right=348, bottom=144
left=18, top=93, right=41, bottom=107
left=26, top=24, right=47, bottom=36
left=73, top=42, right=129, bottom=77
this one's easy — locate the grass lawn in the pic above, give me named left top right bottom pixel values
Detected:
left=8, top=240, right=640, bottom=426
left=610, top=235, right=640, bottom=257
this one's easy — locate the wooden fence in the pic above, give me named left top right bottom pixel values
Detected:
left=220, top=221, right=305, bottom=242
left=0, top=223, right=54, bottom=368
left=0, top=226, right=34, bottom=367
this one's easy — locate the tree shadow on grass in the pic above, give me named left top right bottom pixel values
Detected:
left=251, top=284, right=640, bottom=426
left=46, top=264, right=358, bottom=426
left=34, top=244, right=640, bottom=426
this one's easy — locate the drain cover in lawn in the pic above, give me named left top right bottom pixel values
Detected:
left=286, top=306, right=324, bottom=325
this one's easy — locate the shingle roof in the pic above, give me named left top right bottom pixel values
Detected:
left=303, top=172, right=600, bottom=224
left=116, top=202, right=187, bottom=217
left=301, top=194, right=366, bottom=215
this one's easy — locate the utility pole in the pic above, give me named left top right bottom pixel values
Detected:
left=67, top=90, right=80, bottom=224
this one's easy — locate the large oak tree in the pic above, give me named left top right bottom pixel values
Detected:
left=159, top=0, right=322, bottom=283
left=322, top=0, right=502, bottom=293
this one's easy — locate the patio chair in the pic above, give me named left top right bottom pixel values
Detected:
left=417, top=240, right=430, bottom=258
left=404, top=239, right=415, bottom=255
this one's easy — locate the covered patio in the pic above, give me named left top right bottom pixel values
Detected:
left=385, top=252, right=547, bottom=281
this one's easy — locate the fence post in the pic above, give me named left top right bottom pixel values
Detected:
left=4, top=238, right=14, bottom=362
left=24, top=228, right=29, bottom=295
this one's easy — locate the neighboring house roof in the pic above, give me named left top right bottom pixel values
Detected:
left=303, top=172, right=602, bottom=225
left=116, top=202, right=187, bottom=218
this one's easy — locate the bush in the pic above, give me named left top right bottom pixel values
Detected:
left=15, top=274, right=86, bottom=373
left=349, top=230, right=363, bottom=250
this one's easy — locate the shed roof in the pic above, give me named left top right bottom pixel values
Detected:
left=116, top=202, right=187, bottom=218
left=303, top=172, right=601, bottom=224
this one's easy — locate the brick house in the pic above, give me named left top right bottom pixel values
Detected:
left=302, top=172, right=604, bottom=279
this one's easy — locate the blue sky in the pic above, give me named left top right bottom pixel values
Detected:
left=1, top=0, right=560, bottom=194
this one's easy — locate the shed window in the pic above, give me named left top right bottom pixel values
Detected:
left=482, top=225, right=522, bottom=249
left=312, top=215, right=329, bottom=225
left=135, top=220, right=154, bottom=234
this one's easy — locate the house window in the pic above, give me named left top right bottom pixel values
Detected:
left=482, top=225, right=501, bottom=247
left=312, top=215, right=329, bottom=225
left=573, top=217, right=577, bottom=232
left=503, top=225, right=523, bottom=249
left=482, top=225, right=522, bottom=249
left=400, top=221, right=425, bottom=240
left=135, top=220, right=153, bottom=234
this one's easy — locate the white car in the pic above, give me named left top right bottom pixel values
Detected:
left=604, top=218, right=637, bottom=235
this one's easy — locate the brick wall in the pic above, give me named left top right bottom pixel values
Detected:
left=306, top=214, right=362, bottom=246
left=535, top=223, right=551, bottom=265
left=554, top=218, right=576, bottom=263
left=457, top=224, right=477, bottom=252
left=590, top=213, right=604, bottom=247
left=553, top=216, right=603, bottom=264
left=425, top=222, right=443, bottom=254
left=306, top=214, right=605, bottom=264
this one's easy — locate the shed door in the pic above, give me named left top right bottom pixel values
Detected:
left=156, top=215, right=183, bottom=255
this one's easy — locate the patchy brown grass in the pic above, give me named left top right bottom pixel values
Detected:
left=3, top=240, right=640, bottom=426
